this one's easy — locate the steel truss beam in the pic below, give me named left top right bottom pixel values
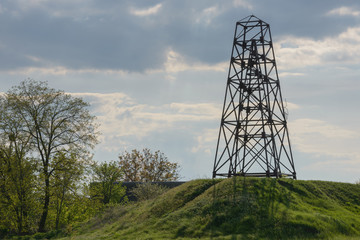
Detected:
left=213, top=15, right=296, bottom=179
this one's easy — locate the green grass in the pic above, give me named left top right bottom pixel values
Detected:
left=55, top=178, right=360, bottom=240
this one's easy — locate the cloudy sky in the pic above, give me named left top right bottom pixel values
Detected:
left=1, top=0, right=360, bottom=183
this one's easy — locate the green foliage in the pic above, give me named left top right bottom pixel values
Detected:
left=118, top=148, right=179, bottom=182
left=0, top=152, right=40, bottom=235
left=1, top=80, right=185, bottom=238
left=1, top=79, right=100, bottom=232
left=91, top=161, right=127, bottom=205
left=57, top=178, right=360, bottom=240
left=49, top=152, right=88, bottom=230
left=0, top=79, right=100, bottom=236
left=0, top=94, right=41, bottom=235
left=130, top=182, right=169, bottom=201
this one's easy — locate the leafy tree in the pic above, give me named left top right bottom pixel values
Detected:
left=51, top=151, right=85, bottom=230
left=118, top=149, right=180, bottom=182
left=0, top=150, right=39, bottom=234
left=1, top=79, right=99, bottom=232
left=0, top=96, right=39, bottom=234
left=91, top=161, right=127, bottom=204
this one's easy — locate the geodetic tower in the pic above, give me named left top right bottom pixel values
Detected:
left=213, top=15, right=296, bottom=179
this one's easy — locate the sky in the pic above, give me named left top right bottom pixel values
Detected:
left=1, top=0, right=360, bottom=183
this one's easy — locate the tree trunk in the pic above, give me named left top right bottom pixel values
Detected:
left=55, top=185, right=66, bottom=230
left=38, top=175, right=50, bottom=232
left=15, top=206, right=23, bottom=234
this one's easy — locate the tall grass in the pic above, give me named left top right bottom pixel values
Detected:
left=54, top=178, right=360, bottom=240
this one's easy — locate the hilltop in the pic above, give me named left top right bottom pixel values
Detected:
left=55, top=177, right=360, bottom=240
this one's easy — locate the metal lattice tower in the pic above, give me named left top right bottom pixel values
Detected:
left=213, top=15, right=296, bottom=179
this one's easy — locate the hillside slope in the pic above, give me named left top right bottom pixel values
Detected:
left=60, top=178, right=360, bottom=239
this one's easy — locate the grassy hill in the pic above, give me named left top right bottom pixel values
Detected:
left=57, top=177, right=360, bottom=240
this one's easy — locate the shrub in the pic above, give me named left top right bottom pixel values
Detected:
left=130, top=182, right=169, bottom=201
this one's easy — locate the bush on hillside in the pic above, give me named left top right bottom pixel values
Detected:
left=130, top=182, right=169, bottom=201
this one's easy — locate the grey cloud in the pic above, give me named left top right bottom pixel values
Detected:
left=254, top=0, right=360, bottom=39
left=0, top=1, right=168, bottom=71
left=1, top=0, right=360, bottom=73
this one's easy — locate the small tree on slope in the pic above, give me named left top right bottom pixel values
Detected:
left=118, top=148, right=179, bottom=182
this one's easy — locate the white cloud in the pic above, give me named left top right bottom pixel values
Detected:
left=284, top=102, right=300, bottom=111
left=191, top=128, right=218, bottom=154
left=130, top=3, right=162, bottom=17
left=289, top=118, right=359, bottom=160
left=195, top=1, right=253, bottom=26
left=158, top=49, right=227, bottom=74
left=278, top=72, right=305, bottom=77
left=2, top=66, right=128, bottom=76
left=195, top=6, right=221, bottom=25
left=70, top=92, right=221, bottom=153
left=327, top=6, right=360, bottom=17
left=276, top=27, right=360, bottom=70
left=2, top=49, right=226, bottom=78
left=72, top=91, right=299, bottom=157
left=286, top=118, right=360, bottom=180
left=301, top=158, right=360, bottom=175
left=233, top=0, right=253, bottom=9
left=170, top=102, right=220, bottom=115
left=291, top=118, right=356, bottom=139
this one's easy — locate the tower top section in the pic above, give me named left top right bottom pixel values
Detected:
left=238, top=15, right=269, bottom=25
